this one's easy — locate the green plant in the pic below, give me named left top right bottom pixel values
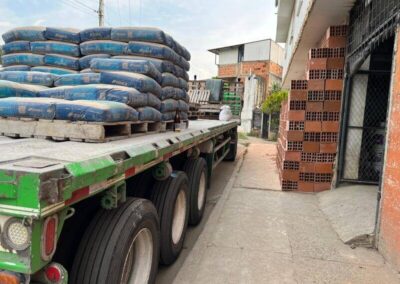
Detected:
left=261, top=83, right=288, bottom=114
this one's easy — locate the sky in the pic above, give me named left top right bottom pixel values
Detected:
left=0, top=0, right=278, bottom=79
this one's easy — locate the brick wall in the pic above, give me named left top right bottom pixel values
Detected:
left=218, top=64, right=238, bottom=78
left=217, top=60, right=281, bottom=82
left=378, top=26, right=400, bottom=271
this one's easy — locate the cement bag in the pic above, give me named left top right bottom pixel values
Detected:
left=160, top=87, right=185, bottom=100
left=79, top=54, right=111, bottom=69
left=100, top=71, right=162, bottom=97
left=80, top=40, right=128, bottom=56
left=177, top=56, right=190, bottom=71
left=162, top=111, right=188, bottom=121
left=176, top=41, right=191, bottom=61
left=111, top=27, right=166, bottom=44
left=2, top=26, right=46, bottom=43
left=0, top=97, right=58, bottom=119
left=161, top=73, right=180, bottom=88
left=160, top=99, right=179, bottom=113
left=113, top=55, right=175, bottom=74
left=31, top=41, right=80, bottom=57
left=0, top=80, right=48, bottom=98
left=0, top=71, right=55, bottom=87
left=137, top=107, right=162, bottom=121
left=173, top=65, right=189, bottom=81
left=80, top=27, right=111, bottom=42
left=54, top=73, right=100, bottom=86
left=147, top=93, right=161, bottom=110
left=80, top=68, right=93, bottom=73
left=178, top=100, right=189, bottom=112
left=2, top=65, right=31, bottom=71
left=91, top=58, right=162, bottom=83
left=2, top=53, right=44, bottom=67
left=127, top=41, right=178, bottom=63
left=39, top=84, right=151, bottom=108
left=31, top=66, right=78, bottom=75
left=55, top=100, right=138, bottom=122
left=44, top=54, right=80, bottom=70
left=45, top=27, right=81, bottom=44
left=3, top=41, right=30, bottom=54
left=179, top=78, right=189, bottom=91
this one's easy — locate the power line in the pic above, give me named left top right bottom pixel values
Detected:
left=70, top=0, right=98, bottom=12
left=59, top=0, right=97, bottom=17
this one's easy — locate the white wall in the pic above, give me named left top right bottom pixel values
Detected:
left=270, top=41, right=285, bottom=66
left=219, top=47, right=239, bottom=65
left=244, top=40, right=270, bottom=61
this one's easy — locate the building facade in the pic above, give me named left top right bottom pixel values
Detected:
left=276, top=0, right=400, bottom=272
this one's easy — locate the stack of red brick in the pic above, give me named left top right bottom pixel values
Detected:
left=277, top=25, right=348, bottom=192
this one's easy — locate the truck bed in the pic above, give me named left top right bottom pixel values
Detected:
left=0, top=119, right=237, bottom=172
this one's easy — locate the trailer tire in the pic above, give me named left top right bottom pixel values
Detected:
left=150, top=171, right=189, bottom=265
left=70, top=198, right=160, bottom=284
left=183, top=158, right=208, bottom=226
left=224, top=132, right=238, bottom=162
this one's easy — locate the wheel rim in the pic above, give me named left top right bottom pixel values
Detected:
left=172, top=188, right=187, bottom=245
left=121, top=228, right=153, bottom=284
left=198, top=172, right=206, bottom=211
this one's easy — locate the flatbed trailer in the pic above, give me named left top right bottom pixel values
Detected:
left=0, top=119, right=238, bottom=284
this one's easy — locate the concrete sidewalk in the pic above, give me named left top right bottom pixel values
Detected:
left=174, top=140, right=400, bottom=284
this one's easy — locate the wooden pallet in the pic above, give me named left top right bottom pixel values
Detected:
left=188, top=90, right=211, bottom=105
left=0, top=117, right=169, bottom=143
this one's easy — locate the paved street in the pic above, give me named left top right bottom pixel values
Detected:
left=159, top=139, right=400, bottom=284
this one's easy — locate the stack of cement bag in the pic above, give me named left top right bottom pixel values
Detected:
left=0, top=26, right=190, bottom=123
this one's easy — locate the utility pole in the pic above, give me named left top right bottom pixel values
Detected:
left=98, top=0, right=105, bottom=27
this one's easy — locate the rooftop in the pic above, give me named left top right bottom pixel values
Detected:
left=208, top=39, right=272, bottom=55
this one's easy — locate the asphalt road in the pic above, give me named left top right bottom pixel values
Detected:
left=155, top=145, right=246, bottom=284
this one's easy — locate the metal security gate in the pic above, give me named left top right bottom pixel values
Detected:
left=337, top=0, right=399, bottom=185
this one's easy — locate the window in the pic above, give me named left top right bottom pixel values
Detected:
left=238, top=45, right=244, bottom=62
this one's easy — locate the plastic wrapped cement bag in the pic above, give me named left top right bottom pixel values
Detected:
left=3, top=41, right=30, bottom=54
left=45, top=27, right=81, bottom=44
left=44, top=54, right=80, bottom=70
left=55, top=100, right=138, bottom=122
left=127, top=41, right=178, bottom=63
left=2, top=53, right=44, bottom=67
left=219, top=105, right=232, bottom=121
left=177, top=56, right=190, bottom=71
left=0, top=97, right=58, bottom=119
left=99, top=71, right=162, bottom=97
left=178, top=100, right=189, bottom=112
left=2, top=65, right=31, bottom=71
left=0, top=71, right=55, bottom=87
left=111, top=27, right=166, bottom=44
left=175, top=41, right=191, bottom=61
left=161, top=73, right=180, bottom=88
left=2, top=26, right=46, bottom=43
left=160, top=99, right=179, bottom=113
left=79, top=54, right=111, bottom=69
left=80, top=27, right=111, bottom=41
left=91, top=58, right=162, bottom=83
left=54, top=73, right=100, bottom=86
left=31, top=66, right=78, bottom=75
left=31, top=41, right=80, bottom=57
left=174, top=65, right=189, bottom=81
left=0, top=80, right=48, bottom=98
left=179, top=78, right=189, bottom=91
left=160, top=87, right=185, bottom=100
left=137, top=107, right=162, bottom=121
left=112, top=55, right=175, bottom=74
left=39, top=84, right=155, bottom=108
left=80, top=40, right=128, bottom=56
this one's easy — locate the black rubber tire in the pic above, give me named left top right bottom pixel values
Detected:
left=70, top=198, right=160, bottom=284
left=224, top=132, right=238, bottom=162
left=150, top=171, right=189, bottom=265
left=183, top=158, right=208, bottom=226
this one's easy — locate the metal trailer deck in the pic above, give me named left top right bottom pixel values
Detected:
left=0, top=119, right=238, bottom=281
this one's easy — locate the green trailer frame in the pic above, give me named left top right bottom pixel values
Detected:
left=0, top=119, right=238, bottom=283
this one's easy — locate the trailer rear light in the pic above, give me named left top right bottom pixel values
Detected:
left=0, top=271, right=21, bottom=284
left=2, top=218, right=31, bottom=251
left=41, top=215, right=58, bottom=261
left=44, top=264, right=62, bottom=283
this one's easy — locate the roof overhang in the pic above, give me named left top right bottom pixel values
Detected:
left=276, top=0, right=295, bottom=43
left=282, top=0, right=356, bottom=88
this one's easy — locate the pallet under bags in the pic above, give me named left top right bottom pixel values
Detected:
left=38, top=84, right=161, bottom=109
left=99, top=71, right=162, bottom=97
left=0, top=71, right=55, bottom=87
left=90, top=58, right=162, bottom=83
left=0, top=80, right=48, bottom=97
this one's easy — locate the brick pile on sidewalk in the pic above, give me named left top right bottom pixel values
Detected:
left=277, top=25, right=347, bottom=192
